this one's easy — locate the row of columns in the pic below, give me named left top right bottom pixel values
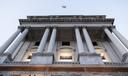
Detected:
left=75, top=27, right=128, bottom=62
left=104, top=28, right=128, bottom=62
left=33, top=27, right=95, bottom=55
left=104, top=28, right=128, bottom=56
left=0, top=27, right=114, bottom=56
left=37, top=27, right=56, bottom=54
left=0, top=27, right=57, bottom=59
left=37, top=27, right=95, bottom=54
left=75, top=27, right=95, bottom=53
left=112, top=28, right=128, bottom=49
left=0, top=26, right=128, bottom=62
left=5, top=28, right=29, bottom=54
left=0, top=29, right=21, bottom=53
left=75, top=27, right=128, bottom=57
left=0, top=28, right=29, bottom=55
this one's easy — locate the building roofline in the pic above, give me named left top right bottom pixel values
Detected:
left=19, top=18, right=114, bottom=25
left=27, top=15, right=107, bottom=19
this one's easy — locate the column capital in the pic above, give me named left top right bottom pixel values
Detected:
left=74, top=25, right=84, bottom=28
left=25, top=26, right=31, bottom=29
left=102, top=26, right=115, bottom=29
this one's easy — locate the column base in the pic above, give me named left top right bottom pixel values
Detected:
left=0, top=53, right=12, bottom=64
left=79, top=53, right=103, bottom=64
left=30, top=52, right=54, bottom=64
left=122, top=53, right=128, bottom=62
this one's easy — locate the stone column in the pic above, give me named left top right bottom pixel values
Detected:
left=75, top=28, right=85, bottom=53
left=47, top=28, right=56, bottom=53
left=79, top=28, right=103, bottom=64
left=112, top=28, right=128, bottom=49
left=0, top=28, right=21, bottom=53
left=37, top=28, right=50, bottom=53
left=104, top=28, right=128, bottom=62
left=4, top=28, right=29, bottom=55
left=82, top=28, right=95, bottom=53
left=30, top=28, right=54, bottom=64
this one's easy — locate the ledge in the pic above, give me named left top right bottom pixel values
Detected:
left=0, top=64, right=128, bottom=72
left=19, top=18, right=114, bottom=25
left=32, top=52, right=54, bottom=56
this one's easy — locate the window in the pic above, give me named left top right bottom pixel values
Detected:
left=62, top=41, right=70, bottom=46
left=95, top=48, right=111, bottom=62
left=22, top=46, right=38, bottom=61
left=92, top=41, right=98, bottom=46
left=35, top=41, right=40, bottom=46
left=60, top=56, right=72, bottom=60
left=57, top=48, right=74, bottom=62
left=27, top=55, right=32, bottom=59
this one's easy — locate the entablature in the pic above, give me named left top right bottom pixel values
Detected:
left=19, top=18, right=114, bottom=25
left=27, top=15, right=107, bottom=19
left=19, top=24, right=114, bottom=28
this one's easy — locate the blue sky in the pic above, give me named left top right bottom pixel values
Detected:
left=0, top=0, right=128, bottom=46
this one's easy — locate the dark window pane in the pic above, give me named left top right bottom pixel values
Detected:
left=27, top=55, right=32, bottom=59
left=62, top=41, right=70, bottom=46
left=92, top=42, right=98, bottom=46
left=35, top=41, right=40, bottom=46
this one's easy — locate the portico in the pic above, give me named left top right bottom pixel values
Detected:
left=0, top=15, right=128, bottom=75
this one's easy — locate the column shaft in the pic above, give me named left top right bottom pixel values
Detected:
left=82, top=28, right=95, bottom=53
left=47, top=28, right=56, bottom=53
left=4, top=28, right=29, bottom=55
left=37, top=28, right=50, bottom=53
left=75, top=28, right=85, bottom=53
left=104, top=28, right=127, bottom=56
left=112, top=28, right=128, bottom=49
left=0, top=28, right=21, bottom=53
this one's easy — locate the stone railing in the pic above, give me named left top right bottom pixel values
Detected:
left=104, top=62, right=128, bottom=66
left=2, top=61, right=128, bottom=66
left=3, top=61, right=29, bottom=65
left=54, top=61, right=80, bottom=64
left=1, top=71, right=128, bottom=76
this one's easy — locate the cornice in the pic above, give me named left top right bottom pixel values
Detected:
left=19, top=18, right=114, bottom=25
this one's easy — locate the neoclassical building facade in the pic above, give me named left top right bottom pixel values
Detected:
left=0, top=15, right=128, bottom=75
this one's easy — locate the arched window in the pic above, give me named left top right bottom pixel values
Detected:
left=57, top=47, right=75, bottom=62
